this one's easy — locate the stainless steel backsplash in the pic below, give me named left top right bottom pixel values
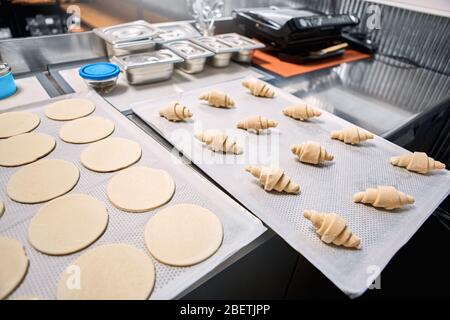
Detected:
left=1, top=0, right=448, bottom=77
left=142, top=0, right=450, bottom=75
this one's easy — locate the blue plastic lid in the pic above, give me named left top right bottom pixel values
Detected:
left=79, top=62, right=120, bottom=81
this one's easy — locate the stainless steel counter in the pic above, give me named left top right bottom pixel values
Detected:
left=270, top=55, right=450, bottom=138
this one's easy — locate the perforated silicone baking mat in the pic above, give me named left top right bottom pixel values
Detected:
left=0, top=90, right=266, bottom=300
left=132, top=77, right=450, bottom=298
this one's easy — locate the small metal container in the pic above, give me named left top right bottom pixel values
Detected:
left=152, top=22, right=201, bottom=44
left=94, top=20, right=159, bottom=56
left=112, top=49, right=183, bottom=85
left=163, top=41, right=213, bottom=74
left=191, top=37, right=239, bottom=68
left=94, top=20, right=159, bottom=44
left=216, top=33, right=265, bottom=63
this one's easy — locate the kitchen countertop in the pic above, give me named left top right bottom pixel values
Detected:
left=50, top=61, right=270, bottom=112
left=0, top=75, right=51, bottom=110
left=268, top=55, right=450, bottom=138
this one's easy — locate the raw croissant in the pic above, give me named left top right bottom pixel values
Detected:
left=199, top=90, right=235, bottom=108
left=291, top=141, right=334, bottom=165
left=246, top=165, right=300, bottom=194
left=331, top=126, right=374, bottom=145
left=159, top=102, right=193, bottom=122
left=390, top=152, right=445, bottom=174
left=236, top=115, right=278, bottom=133
left=282, top=103, right=321, bottom=121
left=304, top=210, right=361, bottom=249
left=242, top=79, right=275, bottom=98
left=353, top=186, right=414, bottom=210
left=195, top=130, right=242, bottom=154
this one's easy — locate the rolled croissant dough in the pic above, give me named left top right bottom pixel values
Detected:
left=144, top=204, right=223, bottom=267
left=0, top=132, right=56, bottom=167
left=80, top=137, right=142, bottom=172
left=0, top=200, right=4, bottom=218
left=57, top=244, right=155, bottom=300
left=28, top=194, right=108, bottom=255
left=0, top=236, right=29, bottom=300
left=0, top=111, right=40, bottom=139
left=59, top=116, right=115, bottom=144
left=45, top=98, right=95, bottom=121
left=7, top=159, right=80, bottom=204
left=107, top=166, right=175, bottom=213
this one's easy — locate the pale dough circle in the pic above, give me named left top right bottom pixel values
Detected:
left=12, top=296, right=44, bottom=300
left=7, top=159, right=80, bottom=204
left=144, top=204, right=223, bottom=267
left=0, top=111, right=40, bottom=139
left=45, top=98, right=95, bottom=121
left=0, top=132, right=56, bottom=167
left=107, top=166, right=175, bottom=213
left=57, top=244, right=155, bottom=300
left=28, top=194, right=108, bottom=255
left=0, top=236, right=29, bottom=300
left=59, top=116, right=115, bottom=144
left=80, top=137, right=142, bottom=173
left=0, top=200, right=4, bottom=218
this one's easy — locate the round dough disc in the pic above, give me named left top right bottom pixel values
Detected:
left=57, top=244, right=155, bottom=300
left=107, top=166, right=175, bottom=213
left=7, top=159, right=80, bottom=204
left=45, top=99, right=95, bottom=121
left=145, top=204, right=223, bottom=266
left=0, top=200, right=4, bottom=218
left=0, top=111, right=40, bottom=139
left=0, top=133, right=56, bottom=167
left=81, top=137, right=142, bottom=173
left=59, top=116, right=115, bottom=144
left=28, top=194, right=108, bottom=255
left=0, top=237, right=29, bottom=299
left=13, top=296, right=44, bottom=300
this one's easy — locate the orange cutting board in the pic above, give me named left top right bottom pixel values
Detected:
left=252, top=49, right=371, bottom=77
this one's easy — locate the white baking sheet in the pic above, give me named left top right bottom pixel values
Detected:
left=0, top=90, right=266, bottom=300
left=56, top=62, right=266, bottom=112
left=0, top=76, right=50, bottom=109
left=132, top=77, right=450, bottom=298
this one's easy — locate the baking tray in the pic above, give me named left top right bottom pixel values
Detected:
left=0, top=90, right=266, bottom=300
left=132, top=77, right=450, bottom=298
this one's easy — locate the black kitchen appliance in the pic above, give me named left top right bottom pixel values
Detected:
left=233, top=6, right=361, bottom=62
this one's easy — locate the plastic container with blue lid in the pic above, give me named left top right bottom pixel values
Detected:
left=0, top=62, right=17, bottom=100
left=79, top=62, right=121, bottom=93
